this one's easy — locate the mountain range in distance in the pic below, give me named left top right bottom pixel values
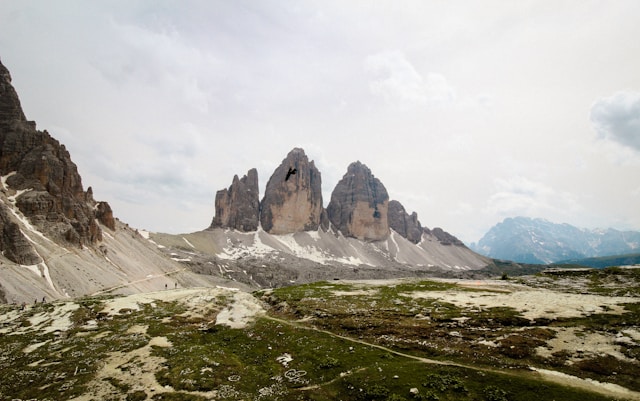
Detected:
left=470, top=216, right=640, bottom=265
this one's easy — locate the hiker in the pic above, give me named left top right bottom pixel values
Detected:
left=175, top=282, right=178, bottom=289
left=165, top=283, right=168, bottom=290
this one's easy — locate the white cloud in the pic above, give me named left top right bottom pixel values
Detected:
left=485, top=176, right=582, bottom=221
left=2, top=1, right=640, bottom=241
left=590, top=90, right=640, bottom=151
left=364, top=50, right=456, bottom=109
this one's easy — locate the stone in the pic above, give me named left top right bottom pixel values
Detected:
left=260, top=148, right=323, bottom=234
left=326, top=161, right=389, bottom=241
left=388, top=200, right=423, bottom=244
left=210, top=168, right=259, bottom=231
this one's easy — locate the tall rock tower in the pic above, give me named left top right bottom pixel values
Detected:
left=210, top=168, right=260, bottom=231
left=260, top=148, right=323, bottom=234
left=327, top=161, right=389, bottom=241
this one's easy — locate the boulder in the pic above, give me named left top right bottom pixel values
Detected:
left=210, top=168, right=260, bottom=231
left=260, top=148, right=323, bottom=234
left=327, top=161, right=389, bottom=241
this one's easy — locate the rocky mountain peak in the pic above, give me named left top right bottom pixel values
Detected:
left=388, top=200, right=423, bottom=244
left=260, top=148, right=323, bottom=234
left=0, top=59, right=110, bottom=255
left=327, top=161, right=389, bottom=241
left=210, top=168, right=260, bottom=231
left=0, top=60, right=27, bottom=128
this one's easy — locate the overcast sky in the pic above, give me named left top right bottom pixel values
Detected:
left=1, top=1, right=639, bottom=243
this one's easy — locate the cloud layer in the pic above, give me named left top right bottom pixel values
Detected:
left=591, top=91, right=640, bottom=151
left=1, top=1, right=639, bottom=242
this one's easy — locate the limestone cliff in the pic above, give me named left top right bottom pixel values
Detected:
left=327, top=161, right=389, bottom=241
left=0, top=59, right=108, bottom=249
left=260, top=148, right=323, bottom=234
left=388, top=200, right=423, bottom=244
left=210, top=168, right=259, bottom=231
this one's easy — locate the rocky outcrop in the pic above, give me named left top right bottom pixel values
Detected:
left=95, top=201, right=115, bottom=231
left=327, top=161, right=389, bottom=241
left=427, top=227, right=466, bottom=246
left=0, top=202, right=41, bottom=265
left=388, top=200, right=423, bottom=244
left=210, top=168, right=259, bottom=231
left=260, top=148, right=323, bottom=234
left=0, top=60, right=27, bottom=129
left=0, top=59, right=107, bottom=247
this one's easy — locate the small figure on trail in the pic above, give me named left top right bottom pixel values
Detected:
left=175, top=282, right=178, bottom=289
left=42, top=297, right=46, bottom=304
left=165, top=283, right=168, bottom=290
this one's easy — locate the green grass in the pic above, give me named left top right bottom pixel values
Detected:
left=1, top=277, right=638, bottom=400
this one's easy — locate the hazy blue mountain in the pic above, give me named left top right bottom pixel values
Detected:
left=470, top=217, right=640, bottom=264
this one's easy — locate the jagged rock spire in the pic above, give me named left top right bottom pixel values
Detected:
left=326, top=161, right=390, bottom=241
left=210, top=168, right=260, bottom=231
left=260, top=148, right=323, bottom=234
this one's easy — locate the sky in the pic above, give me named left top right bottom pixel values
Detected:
left=1, top=1, right=639, bottom=244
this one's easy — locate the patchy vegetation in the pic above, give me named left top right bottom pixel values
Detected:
left=1, top=271, right=639, bottom=400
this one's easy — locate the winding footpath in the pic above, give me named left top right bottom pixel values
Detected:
left=264, top=315, right=640, bottom=400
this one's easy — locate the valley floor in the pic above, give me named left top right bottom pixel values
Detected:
left=0, top=267, right=639, bottom=400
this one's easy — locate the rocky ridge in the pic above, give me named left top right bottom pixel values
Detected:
left=210, top=149, right=465, bottom=249
left=471, top=216, right=640, bottom=264
left=0, top=59, right=102, bottom=251
left=388, top=199, right=423, bottom=244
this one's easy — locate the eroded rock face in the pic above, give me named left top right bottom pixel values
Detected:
left=0, top=59, right=106, bottom=247
left=260, top=148, right=323, bottom=234
left=0, top=202, right=41, bottom=265
left=426, top=227, right=466, bottom=247
left=388, top=200, right=423, bottom=244
left=96, top=201, right=115, bottom=231
left=210, top=168, right=259, bottom=231
left=327, top=161, right=389, bottom=241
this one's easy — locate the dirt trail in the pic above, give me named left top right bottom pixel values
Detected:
left=91, top=268, right=186, bottom=296
left=264, top=315, right=640, bottom=400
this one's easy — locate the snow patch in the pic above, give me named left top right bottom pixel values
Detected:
left=182, top=237, right=195, bottom=248
left=215, top=291, right=265, bottom=329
